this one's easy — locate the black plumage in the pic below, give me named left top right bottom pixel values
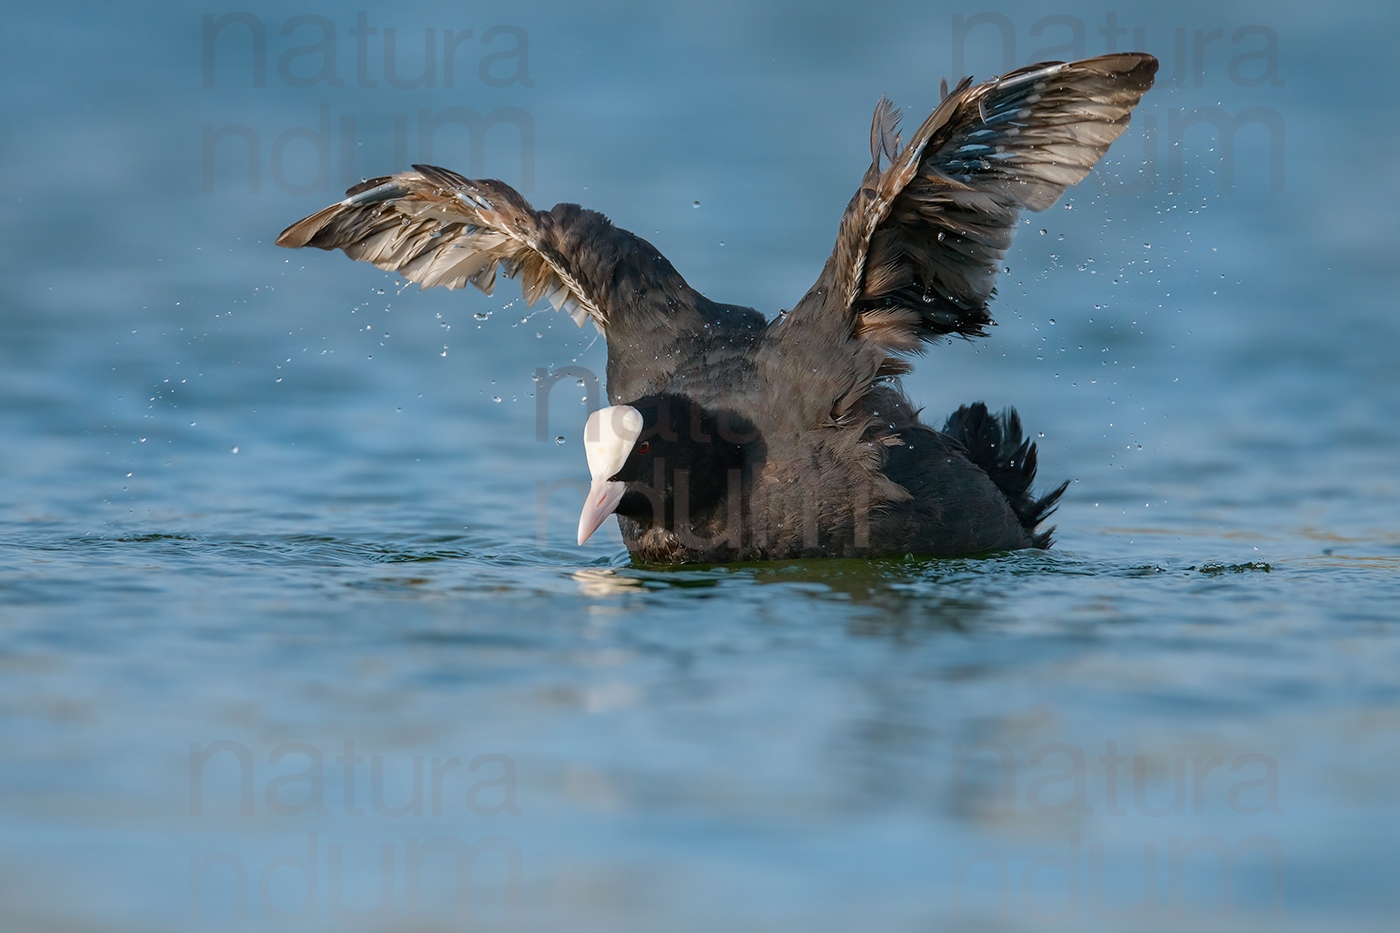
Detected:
left=277, top=54, right=1157, bottom=563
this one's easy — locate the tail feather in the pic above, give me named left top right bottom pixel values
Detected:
left=942, top=403, right=1068, bottom=548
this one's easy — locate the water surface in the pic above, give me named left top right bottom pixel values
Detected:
left=2, top=2, right=1398, bottom=930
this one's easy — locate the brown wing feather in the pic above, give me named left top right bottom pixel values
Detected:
left=768, top=54, right=1155, bottom=432
left=276, top=165, right=606, bottom=329
left=799, top=54, right=1156, bottom=356
left=858, top=54, right=1158, bottom=348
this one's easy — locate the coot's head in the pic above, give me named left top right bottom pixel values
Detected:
left=577, top=394, right=759, bottom=545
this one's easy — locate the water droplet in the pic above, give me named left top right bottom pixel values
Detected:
left=1039, top=228, right=1047, bottom=236
left=491, top=395, right=502, bottom=403
left=231, top=446, right=239, bottom=454
left=474, top=312, right=490, bottom=321
left=692, top=200, right=700, bottom=208
left=554, top=436, right=566, bottom=446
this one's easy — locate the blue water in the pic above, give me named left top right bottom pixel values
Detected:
left=3, top=2, right=1399, bottom=930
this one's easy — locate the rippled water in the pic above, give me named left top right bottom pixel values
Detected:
left=3, top=2, right=1399, bottom=930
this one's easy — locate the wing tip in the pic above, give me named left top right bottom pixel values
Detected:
left=869, top=97, right=903, bottom=166
left=275, top=207, right=336, bottom=249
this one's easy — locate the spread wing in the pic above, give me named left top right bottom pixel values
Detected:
left=276, top=164, right=605, bottom=329
left=278, top=165, right=771, bottom=403
left=787, top=53, right=1158, bottom=360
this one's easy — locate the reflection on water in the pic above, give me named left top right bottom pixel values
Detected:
left=572, top=567, right=646, bottom=597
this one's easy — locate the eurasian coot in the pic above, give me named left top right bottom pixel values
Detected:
left=278, top=53, right=1157, bottom=562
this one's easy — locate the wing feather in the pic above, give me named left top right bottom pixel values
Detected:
left=276, top=165, right=607, bottom=330
left=803, top=54, right=1157, bottom=354
left=770, top=54, right=1156, bottom=430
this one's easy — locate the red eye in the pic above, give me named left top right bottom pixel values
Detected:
left=637, top=441, right=651, bottom=455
